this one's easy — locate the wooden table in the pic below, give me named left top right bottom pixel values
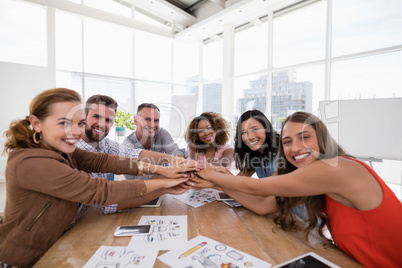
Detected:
left=34, top=195, right=363, bottom=267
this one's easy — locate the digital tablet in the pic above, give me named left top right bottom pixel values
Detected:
left=113, top=225, right=152, bottom=237
left=223, top=200, right=242, bottom=208
left=215, top=191, right=234, bottom=201
left=273, top=252, right=341, bottom=268
left=139, top=197, right=162, bottom=207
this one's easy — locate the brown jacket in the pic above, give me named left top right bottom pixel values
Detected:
left=0, top=148, right=147, bottom=267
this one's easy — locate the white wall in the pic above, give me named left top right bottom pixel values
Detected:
left=0, top=61, right=53, bottom=213
left=0, top=60, right=53, bottom=213
left=0, top=61, right=53, bottom=133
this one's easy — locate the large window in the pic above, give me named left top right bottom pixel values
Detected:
left=202, top=82, right=222, bottom=114
left=0, top=0, right=46, bottom=66
left=56, top=11, right=83, bottom=71
left=271, top=64, right=325, bottom=121
left=332, top=0, right=402, bottom=57
left=82, top=75, right=133, bottom=112
left=273, top=0, right=327, bottom=67
left=173, top=40, right=199, bottom=85
left=134, top=31, right=172, bottom=83
left=233, top=73, right=267, bottom=123
left=203, top=39, right=223, bottom=81
left=3, top=0, right=402, bottom=122
left=233, top=20, right=269, bottom=123
left=84, top=18, right=133, bottom=77
left=331, top=51, right=402, bottom=99
left=234, top=22, right=268, bottom=76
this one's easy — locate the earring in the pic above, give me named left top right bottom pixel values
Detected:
left=33, top=131, right=42, bottom=144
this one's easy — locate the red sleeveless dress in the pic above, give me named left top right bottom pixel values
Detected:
left=325, top=158, right=402, bottom=268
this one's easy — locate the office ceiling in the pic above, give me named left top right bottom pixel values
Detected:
left=164, top=0, right=220, bottom=14
left=128, top=0, right=229, bottom=30
left=112, top=0, right=302, bottom=41
left=22, top=0, right=303, bottom=41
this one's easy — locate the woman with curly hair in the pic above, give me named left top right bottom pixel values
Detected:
left=195, top=111, right=402, bottom=268
left=185, top=112, right=234, bottom=170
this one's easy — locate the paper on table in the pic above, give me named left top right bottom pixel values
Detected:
left=172, top=188, right=219, bottom=208
left=83, top=246, right=158, bottom=268
left=127, top=215, right=187, bottom=251
left=158, top=235, right=272, bottom=268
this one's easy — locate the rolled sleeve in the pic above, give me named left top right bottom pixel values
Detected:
left=16, top=151, right=146, bottom=206
left=92, top=204, right=118, bottom=214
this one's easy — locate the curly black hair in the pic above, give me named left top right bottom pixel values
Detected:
left=185, top=112, right=230, bottom=153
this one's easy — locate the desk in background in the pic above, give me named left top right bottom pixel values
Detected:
left=34, top=195, right=363, bottom=267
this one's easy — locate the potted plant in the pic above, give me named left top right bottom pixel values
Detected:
left=114, top=109, right=135, bottom=136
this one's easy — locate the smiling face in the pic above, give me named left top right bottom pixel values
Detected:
left=32, top=101, right=86, bottom=154
left=135, top=107, right=160, bottom=141
left=197, top=119, right=216, bottom=145
left=281, top=121, right=320, bottom=168
left=84, top=103, right=116, bottom=143
left=241, top=118, right=266, bottom=154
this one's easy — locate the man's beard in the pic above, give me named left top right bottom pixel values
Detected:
left=85, top=127, right=106, bottom=142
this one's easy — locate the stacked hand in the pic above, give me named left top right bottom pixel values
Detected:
left=154, top=161, right=229, bottom=192
left=170, top=157, right=200, bottom=178
left=197, top=163, right=230, bottom=179
left=157, top=161, right=203, bottom=179
left=185, top=163, right=232, bottom=188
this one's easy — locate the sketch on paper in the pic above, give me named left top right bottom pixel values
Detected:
left=158, top=235, right=272, bottom=268
left=128, top=215, right=188, bottom=250
left=83, top=246, right=158, bottom=268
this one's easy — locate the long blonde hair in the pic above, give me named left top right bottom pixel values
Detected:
left=3, top=88, right=82, bottom=155
left=275, top=112, right=350, bottom=244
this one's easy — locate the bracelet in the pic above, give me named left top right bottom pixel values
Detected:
left=147, top=164, right=151, bottom=179
left=138, top=161, right=144, bottom=176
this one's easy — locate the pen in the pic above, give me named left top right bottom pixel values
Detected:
left=178, top=242, right=207, bottom=259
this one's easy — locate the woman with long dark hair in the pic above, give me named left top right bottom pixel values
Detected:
left=234, top=110, right=279, bottom=178
left=196, top=112, right=402, bottom=268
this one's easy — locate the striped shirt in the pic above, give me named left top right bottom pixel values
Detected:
left=74, top=138, right=143, bottom=216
